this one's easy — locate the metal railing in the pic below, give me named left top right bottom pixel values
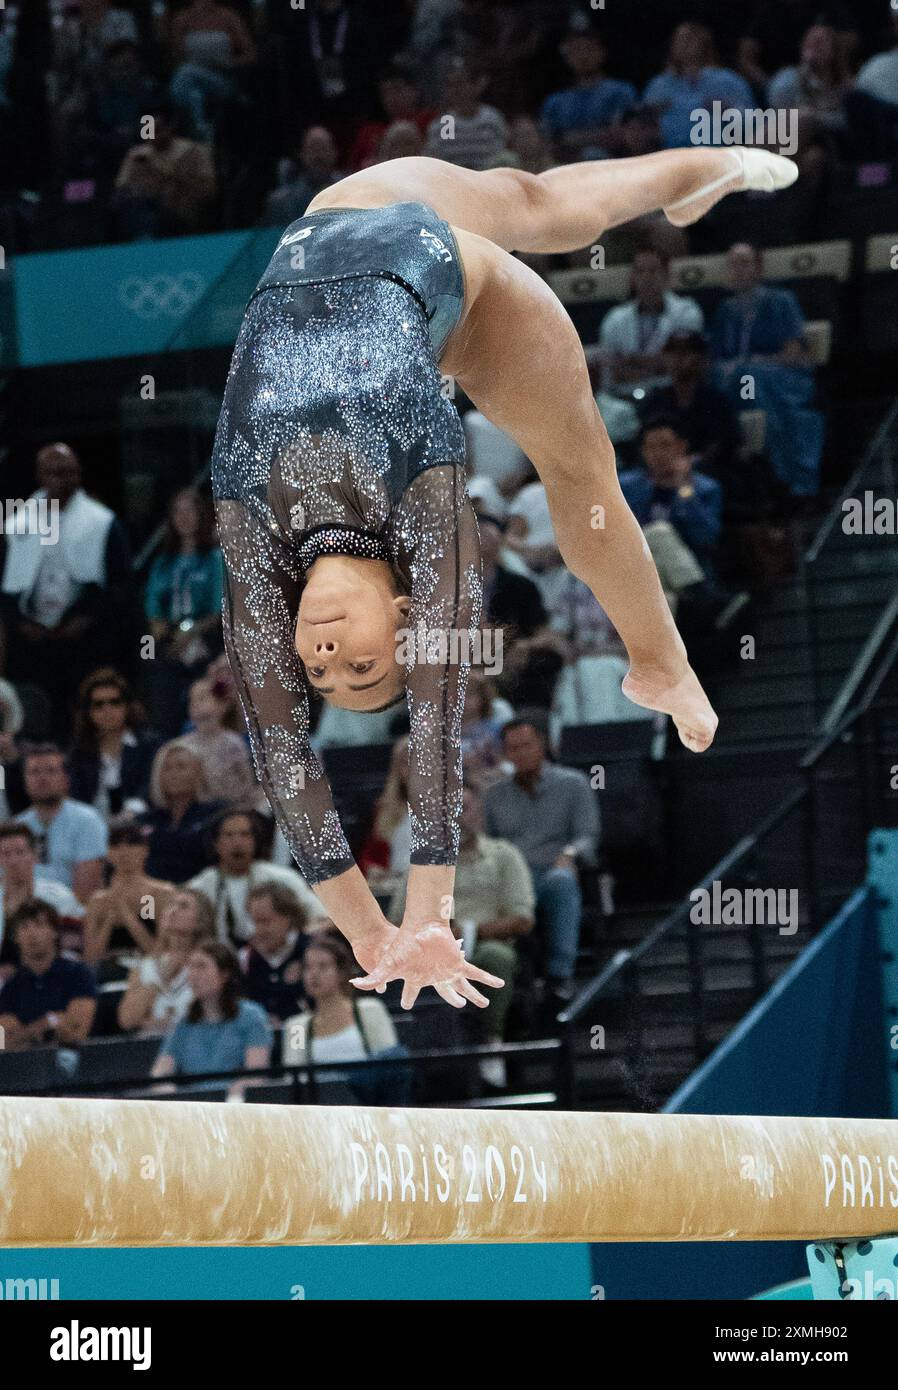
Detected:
left=557, top=615, right=898, bottom=1110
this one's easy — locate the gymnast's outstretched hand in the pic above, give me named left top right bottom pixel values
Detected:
left=352, top=920, right=505, bottom=1011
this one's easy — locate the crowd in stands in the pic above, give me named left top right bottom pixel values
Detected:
left=0, top=0, right=895, bottom=1103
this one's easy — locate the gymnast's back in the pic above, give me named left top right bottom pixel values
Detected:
left=210, top=200, right=481, bottom=889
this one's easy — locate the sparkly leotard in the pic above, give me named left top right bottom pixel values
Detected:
left=211, top=201, right=481, bottom=887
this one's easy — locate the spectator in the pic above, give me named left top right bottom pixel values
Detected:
left=360, top=735, right=411, bottom=879
left=287, top=0, right=381, bottom=146
left=181, top=675, right=257, bottom=807
left=0, top=443, right=134, bottom=737
left=82, top=820, right=175, bottom=969
left=16, top=744, right=108, bottom=903
left=540, top=17, right=637, bottom=161
left=282, top=931, right=408, bottom=1104
left=506, top=114, right=554, bottom=174
left=68, top=669, right=159, bottom=816
left=483, top=711, right=599, bottom=1002
left=768, top=24, right=852, bottom=132
left=52, top=0, right=140, bottom=91
left=643, top=21, right=755, bottom=149
left=710, top=242, right=823, bottom=497
left=505, top=480, right=562, bottom=577
left=620, top=416, right=723, bottom=579
left=114, top=100, right=216, bottom=237
left=168, top=0, right=256, bottom=143
left=81, top=40, right=162, bottom=178
left=239, top=882, right=310, bottom=1023
left=641, top=332, right=742, bottom=492
left=479, top=513, right=548, bottom=644
left=189, top=807, right=323, bottom=945
left=425, top=57, right=509, bottom=170
left=0, top=822, right=85, bottom=977
left=737, top=0, right=861, bottom=94
left=389, top=783, right=532, bottom=1083
left=263, top=124, right=342, bottom=226
left=118, top=887, right=215, bottom=1035
left=144, top=487, right=224, bottom=734
left=139, top=741, right=223, bottom=883
left=596, top=247, right=704, bottom=395
left=0, top=900, right=97, bottom=1051
left=374, top=119, right=425, bottom=162
left=346, top=61, right=432, bottom=170
left=151, top=940, right=271, bottom=1096
left=463, top=409, right=530, bottom=497
left=848, top=8, right=898, bottom=160
left=460, top=670, right=513, bottom=787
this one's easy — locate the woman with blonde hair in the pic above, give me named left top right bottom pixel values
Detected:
left=118, top=886, right=215, bottom=1034
left=139, top=739, right=223, bottom=882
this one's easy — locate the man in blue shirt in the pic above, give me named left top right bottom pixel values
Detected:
left=540, top=20, right=637, bottom=160
left=16, top=744, right=108, bottom=903
left=620, top=415, right=722, bottom=577
left=0, top=899, right=97, bottom=1049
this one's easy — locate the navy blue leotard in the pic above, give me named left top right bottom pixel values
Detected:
left=211, top=201, right=481, bottom=887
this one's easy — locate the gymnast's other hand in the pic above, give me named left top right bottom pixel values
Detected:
left=352, top=920, right=504, bottom=1011
left=622, top=659, right=718, bottom=753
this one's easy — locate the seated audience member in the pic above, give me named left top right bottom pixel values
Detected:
left=710, top=243, right=823, bottom=498
left=139, top=741, right=223, bottom=883
left=152, top=941, right=271, bottom=1096
left=424, top=58, right=509, bottom=170
left=68, top=669, right=159, bottom=816
left=463, top=409, right=529, bottom=496
left=596, top=248, right=704, bottom=396
left=736, top=0, right=860, bottom=93
left=0, top=900, right=97, bottom=1050
left=113, top=100, right=216, bottom=237
left=81, top=39, right=162, bottom=178
left=346, top=62, right=432, bottom=170
left=483, top=711, right=599, bottom=1003
left=506, top=115, right=554, bottom=175
left=505, top=481, right=562, bottom=578
left=118, top=887, right=215, bottom=1035
left=641, top=333, right=742, bottom=495
left=262, top=124, right=342, bottom=225
left=0, top=821, right=84, bottom=976
left=82, top=820, right=175, bottom=969
left=16, top=743, right=108, bottom=904
left=540, top=16, right=637, bottom=160
left=0, top=443, right=134, bottom=738
left=144, top=487, right=225, bottom=736
left=389, top=784, right=532, bottom=1083
left=361, top=737, right=411, bottom=878
left=848, top=8, right=898, bottom=159
left=643, top=21, right=755, bottom=149
left=168, top=0, right=256, bottom=142
left=768, top=23, right=851, bottom=137
left=239, top=883, right=310, bottom=1023
left=181, top=675, right=257, bottom=807
left=479, top=512, right=547, bottom=643
left=189, top=808, right=323, bottom=943
left=460, top=671, right=513, bottom=788
left=620, top=416, right=723, bottom=580
left=375, top=119, right=424, bottom=161
left=282, top=931, right=409, bottom=1104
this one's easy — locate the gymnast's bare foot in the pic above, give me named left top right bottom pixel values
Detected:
left=622, top=661, right=718, bottom=752
left=664, top=149, right=799, bottom=227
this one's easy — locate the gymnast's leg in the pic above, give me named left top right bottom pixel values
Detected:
left=308, top=147, right=798, bottom=254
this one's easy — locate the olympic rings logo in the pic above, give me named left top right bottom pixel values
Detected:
left=118, top=271, right=206, bottom=321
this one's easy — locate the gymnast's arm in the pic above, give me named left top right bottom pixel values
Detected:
left=391, top=466, right=483, bottom=931
left=214, top=501, right=396, bottom=962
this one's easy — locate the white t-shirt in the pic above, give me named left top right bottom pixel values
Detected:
left=189, top=861, right=322, bottom=942
left=136, top=955, right=193, bottom=1028
left=27, top=547, right=81, bottom=628
left=599, top=292, right=704, bottom=390
left=463, top=410, right=527, bottom=487
left=308, top=1023, right=368, bottom=1065
left=508, top=482, right=556, bottom=548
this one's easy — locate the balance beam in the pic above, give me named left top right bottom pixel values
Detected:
left=1, top=1097, right=898, bottom=1247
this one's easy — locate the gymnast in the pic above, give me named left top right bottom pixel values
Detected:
left=211, top=146, right=797, bottom=1011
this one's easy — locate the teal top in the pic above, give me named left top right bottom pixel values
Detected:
left=144, top=547, right=224, bottom=624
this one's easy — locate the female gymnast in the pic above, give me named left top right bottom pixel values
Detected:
left=212, top=146, right=797, bottom=1011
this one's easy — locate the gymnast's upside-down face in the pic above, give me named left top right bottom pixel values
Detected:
left=295, top=555, right=410, bottom=712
